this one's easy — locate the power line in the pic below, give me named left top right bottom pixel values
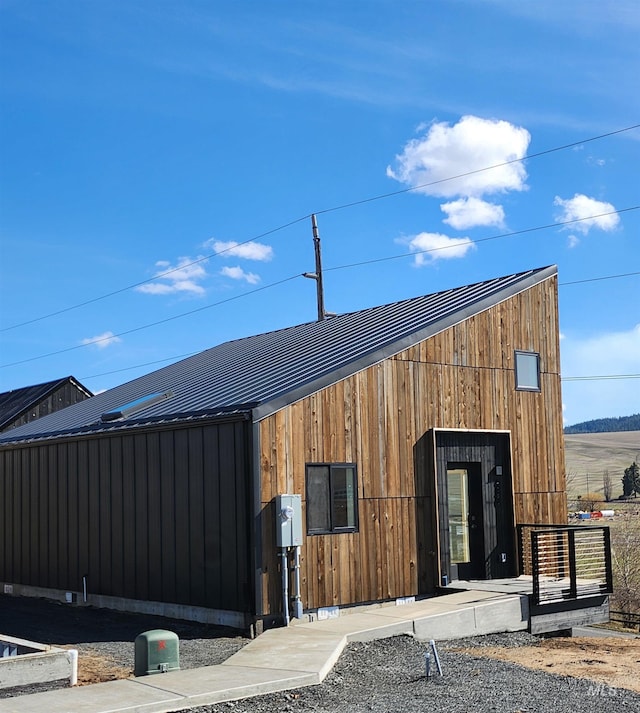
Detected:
left=0, top=273, right=301, bottom=369
left=1, top=207, right=638, bottom=369
left=2, top=248, right=638, bottom=373
left=314, top=123, right=640, bottom=216
left=562, top=374, right=640, bottom=382
left=81, top=352, right=200, bottom=380
left=0, top=215, right=309, bottom=333
left=323, top=207, right=639, bottom=273
left=79, top=360, right=640, bottom=384
left=3, top=123, right=638, bottom=334
left=560, top=271, right=640, bottom=286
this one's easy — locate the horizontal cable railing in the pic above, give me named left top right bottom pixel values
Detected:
left=517, top=524, right=613, bottom=606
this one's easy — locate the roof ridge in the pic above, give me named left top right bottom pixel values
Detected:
left=207, top=266, right=552, bottom=351
left=0, top=265, right=557, bottom=444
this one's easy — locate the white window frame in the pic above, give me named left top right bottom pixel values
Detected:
left=514, top=350, right=541, bottom=391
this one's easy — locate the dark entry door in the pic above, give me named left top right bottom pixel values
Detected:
left=434, top=430, right=515, bottom=586
left=446, top=463, right=486, bottom=580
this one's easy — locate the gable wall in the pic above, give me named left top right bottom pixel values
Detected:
left=258, top=276, right=566, bottom=613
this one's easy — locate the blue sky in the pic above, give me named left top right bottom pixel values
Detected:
left=0, top=0, right=638, bottom=427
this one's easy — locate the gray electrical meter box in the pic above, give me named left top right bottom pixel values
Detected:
left=275, top=494, right=303, bottom=547
left=134, top=629, right=180, bottom=676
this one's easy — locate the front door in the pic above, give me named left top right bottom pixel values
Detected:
left=447, top=464, right=486, bottom=580
left=434, top=430, right=515, bottom=585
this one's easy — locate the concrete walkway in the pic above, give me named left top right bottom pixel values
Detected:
left=0, top=589, right=529, bottom=713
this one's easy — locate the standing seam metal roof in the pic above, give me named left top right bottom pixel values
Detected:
left=0, top=266, right=556, bottom=444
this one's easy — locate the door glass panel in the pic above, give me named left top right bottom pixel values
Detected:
left=447, top=468, right=470, bottom=563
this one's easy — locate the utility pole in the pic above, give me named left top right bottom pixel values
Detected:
left=302, top=213, right=326, bottom=321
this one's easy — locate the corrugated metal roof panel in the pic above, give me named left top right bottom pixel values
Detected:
left=0, top=266, right=556, bottom=444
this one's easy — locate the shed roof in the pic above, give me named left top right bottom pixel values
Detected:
left=0, top=266, right=556, bottom=444
left=0, top=376, right=93, bottom=432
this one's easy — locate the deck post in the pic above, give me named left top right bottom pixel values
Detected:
left=531, top=531, right=540, bottom=605
left=568, top=529, right=578, bottom=600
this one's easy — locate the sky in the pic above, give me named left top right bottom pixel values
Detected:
left=0, top=0, right=638, bottom=427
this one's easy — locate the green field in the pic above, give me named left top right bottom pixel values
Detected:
left=564, top=430, right=640, bottom=501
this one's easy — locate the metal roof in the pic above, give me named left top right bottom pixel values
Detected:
left=0, top=266, right=557, bottom=445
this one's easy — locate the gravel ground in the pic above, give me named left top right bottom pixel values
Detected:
left=183, top=632, right=640, bottom=713
left=0, top=594, right=248, bottom=698
left=2, top=597, right=640, bottom=711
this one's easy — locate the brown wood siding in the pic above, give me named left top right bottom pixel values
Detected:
left=258, top=276, right=566, bottom=614
left=0, top=418, right=253, bottom=614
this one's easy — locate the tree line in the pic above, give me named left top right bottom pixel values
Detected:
left=564, top=413, right=640, bottom=434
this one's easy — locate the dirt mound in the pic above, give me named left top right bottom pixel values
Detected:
left=69, top=648, right=132, bottom=685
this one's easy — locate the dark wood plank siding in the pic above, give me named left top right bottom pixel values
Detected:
left=258, top=276, right=566, bottom=613
left=0, top=418, right=253, bottom=615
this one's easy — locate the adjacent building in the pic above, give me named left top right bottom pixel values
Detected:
left=0, top=377, right=92, bottom=433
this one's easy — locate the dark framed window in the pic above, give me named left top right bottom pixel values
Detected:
left=306, top=463, right=358, bottom=535
left=514, top=350, right=541, bottom=391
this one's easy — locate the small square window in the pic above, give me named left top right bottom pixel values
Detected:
left=515, top=351, right=541, bottom=391
left=306, top=463, right=358, bottom=535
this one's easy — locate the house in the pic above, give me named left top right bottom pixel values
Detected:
left=0, top=376, right=93, bottom=433
left=0, top=266, right=589, bottom=632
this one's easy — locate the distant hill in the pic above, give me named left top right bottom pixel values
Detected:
left=564, top=430, right=640, bottom=499
left=564, top=413, right=640, bottom=434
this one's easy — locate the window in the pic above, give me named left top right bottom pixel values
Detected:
left=447, top=468, right=470, bottom=564
left=514, top=351, right=541, bottom=391
left=306, top=463, right=358, bottom=534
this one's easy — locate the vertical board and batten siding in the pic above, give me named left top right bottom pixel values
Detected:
left=0, top=418, right=253, bottom=615
left=258, top=276, right=566, bottom=614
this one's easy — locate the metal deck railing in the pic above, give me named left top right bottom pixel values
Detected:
left=516, top=524, right=613, bottom=606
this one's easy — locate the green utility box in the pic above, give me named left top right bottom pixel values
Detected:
left=134, top=629, right=180, bottom=676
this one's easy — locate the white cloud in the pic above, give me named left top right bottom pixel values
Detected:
left=567, top=234, right=580, bottom=248
left=402, top=232, right=475, bottom=266
left=561, top=324, right=640, bottom=425
left=554, top=194, right=620, bottom=234
left=81, top=331, right=122, bottom=349
left=136, top=257, right=207, bottom=295
left=441, top=197, right=505, bottom=230
left=206, top=239, right=273, bottom=261
left=220, top=265, right=260, bottom=284
left=386, top=115, right=530, bottom=199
